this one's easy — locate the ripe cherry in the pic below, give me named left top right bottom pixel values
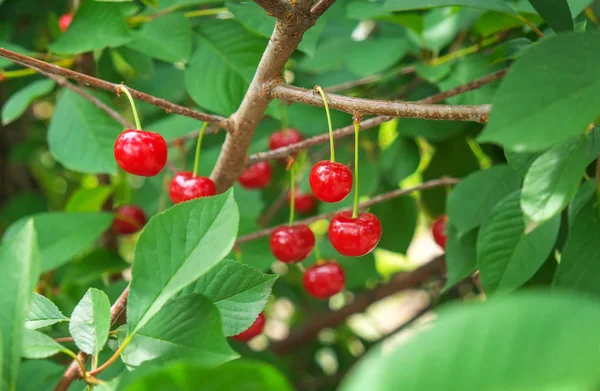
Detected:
left=169, top=171, right=216, bottom=204
left=329, top=211, right=382, bottom=257
left=269, top=128, right=303, bottom=158
left=238, top=162, right=272, bottom=189
left=270, top=224, right=315, bottom=263
left=303, top=261, right=345, bottom=299
left=309, top=161, right=352, bottom=203
left=114, top=130, right=167, bottom=177
left=231, top=312, right=265, bottom=342
left=286, top=190, right=318, bottom=214
left=58, top=13, right=73, bottom=32
left=432, top=215, right=448, bottom=249
left=112, top=205, right=147, bottom=235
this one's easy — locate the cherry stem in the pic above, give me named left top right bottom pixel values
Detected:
left=352, top=120, right=360, bottom=219
left=280, top=100, right=288, bottom=130
left=313, top=237, right=321, bottom=261
left=87, top=334, right=133, bottom=377
left=315, top=85, right=335, bottom=162
left=289, top=162, right=295, bottom=226
left=192, top=122, right=209, bottom=177
left=118, top=85, right=142, bottom=130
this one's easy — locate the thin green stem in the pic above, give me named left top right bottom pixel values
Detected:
left=118, top=85, right=142, bottom=130
left=313, top=238, right=321, bottom=261
left=315, top=85, right=335, bottom=162
left=352, top=121, right=360, bottom=219
left=289, top=163, right=295, bottom=226
left=280, top=100, right=288, bottom=130
left=88, top=334, right=133, bottom=377
left=184, top=7, right=228, bottom=17
left=62, top=349, right=86, bottom=377
left=192, top=122, right=209, bottom=177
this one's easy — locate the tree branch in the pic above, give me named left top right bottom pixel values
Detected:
left=324, top=65, right=416, bottom=93
left=0, top=48, right=229, bottom=129
left=54, top=285, right=130, bottom=391
left=271, top=255, right=446, bottom=355
left=272, top=83, right=491, bottom=122
left=310, top=0, right=336, bottom=18
left=417, top=68, right=507, bottom=104
left=209, top=0, right=318, bottom=192
left=235, top=177, right=459, bottom=245
left=253, top=0, right=290, bottom=18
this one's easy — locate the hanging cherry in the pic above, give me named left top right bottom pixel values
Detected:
left=303, top=261, right=345, bottom=299
left=238, top=162, right=272, bottom=189
left=328, top=117, right=382, bottom=257
left=231, top=313, right=265, bottom=342
left=58, top=13, right=73, bottom=32
left=114, top=85, right=167, bottom=177
left=309, top=86, right=352, bottom=203
left=286, top=189, right=318, bottom=214
left=269, top=128, right=303, bottom=153
left=169, top=123, right=216, bottom=204
left=112, top=205, right=147, bottom=235
left=432, top=215, right=448, bottom=249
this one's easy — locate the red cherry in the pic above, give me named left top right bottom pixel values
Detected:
left=238, top=162, right=272, bottom=189
left=269, top=128, right=303, bottom=159
left=58, top=13, right=73, bottom=32
left=432, top=215, right=448, bottom=249
left=231, top=312, right=265, bottom=342
left=112, top=205, right=147, bottom=235
left=303, top=261, right=345, bottom=299
left=114, top=130, right=167, bottom=177
left=270, top=224, right=315, bottom=263
left=309, top=161, right=352, bottom=203
left=169, top=171, right=216, bottom=204
left=329, top=211, right=382, bottom=257
left=286, top=190, right=318, bottom=214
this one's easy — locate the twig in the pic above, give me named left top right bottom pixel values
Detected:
left=271, top=255, right=446, bottom=355
left=271, top=83, right=491, bottom=122
left=324, top=65, right=416, bottom=93
left=310, top=0, right=336, bottom=18
left=42, top=72, right=134, bottom=129
left=418, top=69, right=508, bottom=104
left=236, top=177, right=459, bottom=244
left=0, top=48, right=230, bottom=129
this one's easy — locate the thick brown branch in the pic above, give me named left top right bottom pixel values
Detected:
left=54, top=285, right=130, bottom=391
left=209, top=0, right=316, bottom=192
left=253, top=0, right=290, bottom=18
left=271, top=255, right=446, bottom=355
left=235, top=177, right=459, bottom=244
left=0, top=48, right=229, bottom=129
left=310, top=0, right=336, bottom=17
left=272, top=83, right=491, bottom=122
left=42, top=72, right=134, bottom=129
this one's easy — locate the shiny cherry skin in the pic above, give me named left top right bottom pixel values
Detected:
left=329, top=211, right=382, bottom=257
left=112, top=205, right=147, bottom=235
left=286, top=190, right=318, bottom=214
left=432, top=215, right=448, bottom=249
left=270, top=224, right=315, bottom=263
left=238, top=162, right=272, bottom=189
left=231, top=312, right=265, bottom=342
left=269, top=128, right=303, bottom=158
left=58, top=13, right=73, bottom=32
left=309, top=161, right=353, bottom=203
left=169, top=171, right=216, bottom=204
left=114, top=130, right=167, bottom=177
left=303, top=261, right=345, bottom=300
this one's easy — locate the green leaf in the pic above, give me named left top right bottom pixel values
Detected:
left=437, top=54, right=502, bottom=105
left=22, top=329, right=66, bottom=359
left=568, top=180, right=595, bottom=228
left=340, top=291, right=600, bottom=391
left=1, top=79, right=55, bottom=125
left=157, top=0, right=216, bottom=10
left=477, top=191, right=560, bottom=294
left=69, top=288, right=111, bottom=357
left=3, top=212, right=113, bottom=272
left=48, top=89, right=122, bottom=175
left=50, top=1, right=132, bottom=54
left=122, top=294, right=238, bottom=368
left=370, top=194, right=417, bottom=255
left=379, top=136, right=420, bottom=186
left=127, top=13, right=191, bottom=63
left=479, top=32, right=600, bottom=152
left=553, top=198, right=600, bottom=297
left=504, top=149, right=542, bottom=176
left=442, top=225, right=477, bottom=292
left=489, top=37, right=533, bottom=64
left=127, top=189, right=239, bottom=333
left=382, top=0, right=514, bottom=13
left=178, top=259, right=276, bottom=337
left=345, top=38, right=408, bottom=77
left=521, top=130, right=600, bottom=224
left=65, top=186, right=113, bottom=212
left=16, top=360, right=64, bottom=391
left=447, top=165, right=522, bottom=234
left=25, top=293, right=68, bottom=330
left=0, top=220, right=40, bottom=390
left=146, top=115, right=202, bottom=142
left=527, top=0, right=573, bottom=32
left=185, top=20, right=267, bottom=115
left=63, top=249, right=129, bottom=287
